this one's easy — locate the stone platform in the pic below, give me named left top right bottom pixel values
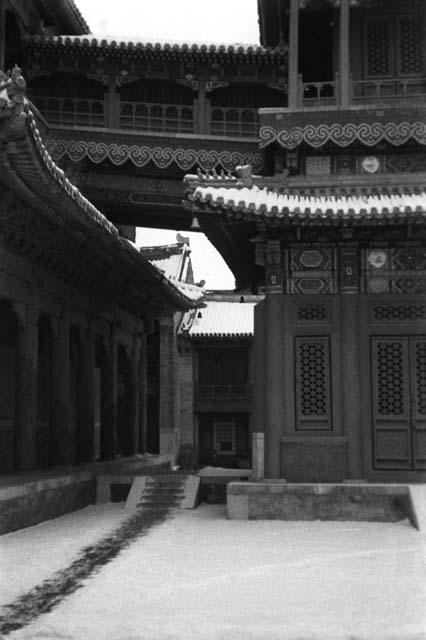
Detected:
left=0, top=454, right=172, bottom=534
left=227, top=481, right=422, bottom=528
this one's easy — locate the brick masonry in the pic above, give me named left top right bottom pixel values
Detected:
left=0, top=476, right=96, bottom=534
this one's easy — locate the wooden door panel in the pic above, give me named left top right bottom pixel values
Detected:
left=411, top=338, right=426, bottom=470
left=295, top=336, right=332, bottom=431
left=371, top=337, right=412, bottom=469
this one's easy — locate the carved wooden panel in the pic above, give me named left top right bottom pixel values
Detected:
left=297, top=304, right=329, bottom=322
left=371, top=337, right=411, bottom=469
left=371, top=336, right=426, bottom=470
left=398, top=17, right=423, bottom=75
left=412, top=339, right=426, bottom=469
left=372, top=305, right=426, bottom=321
left=295, top=337, right=332, bottom=430
left=366, top=19, right=392, bottom=77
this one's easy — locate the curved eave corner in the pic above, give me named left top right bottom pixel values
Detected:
left=0, top=66, right=203, bottom=312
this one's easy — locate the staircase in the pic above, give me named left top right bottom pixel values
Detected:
left=125, top=474, right=200, bottom=512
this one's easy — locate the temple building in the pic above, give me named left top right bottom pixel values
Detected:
left=0, top=65, right=202, bottom=475
left=1, top=0, right=425, bottom=485
left=186, top=0, right=426, bottom=483
left=178, top=293, right=260, bottom=469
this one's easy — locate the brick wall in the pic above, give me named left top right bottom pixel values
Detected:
left=0, top=475, right=95, bottom=534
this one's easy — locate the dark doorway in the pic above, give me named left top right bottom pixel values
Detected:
left=198, top=413, right=250, bottom=468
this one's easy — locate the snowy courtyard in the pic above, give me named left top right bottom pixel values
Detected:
left=0, top=503, right=425, bottom=640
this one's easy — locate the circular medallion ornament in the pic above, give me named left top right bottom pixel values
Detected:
left=361, top=156, right=380, bottom=173
left=368, top=249, right=387, bottom=269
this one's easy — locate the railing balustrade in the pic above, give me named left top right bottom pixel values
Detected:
left=298, top=75, right=338, bottom=107
left=210, top=107, right=258, bottom=137
left=352, top=76, right=426, bottom=101
left=32, top=96, right=105, bottom=127
left=120, top=101, right=194, bottom=133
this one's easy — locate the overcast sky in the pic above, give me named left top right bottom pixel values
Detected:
left=75, top=1, right=260, bottom=289
left=76, top=0, right=259, bottom=44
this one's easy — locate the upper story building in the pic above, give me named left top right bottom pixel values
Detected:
left=1, top=0, right=424, bottom=288
left=258, top=0, right=426, bottom=184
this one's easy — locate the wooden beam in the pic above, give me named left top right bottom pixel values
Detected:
left=288, top=0, right=299, bottom=110
left=339, top=0, right=351, bottom=107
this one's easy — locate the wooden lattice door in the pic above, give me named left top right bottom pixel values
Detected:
left=362, top=14, right=424, bottom=99
left=371, top=336, right=426, bottom=470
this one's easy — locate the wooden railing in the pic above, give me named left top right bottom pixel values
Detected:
left=197, top=383, right=251, bottom=399
left=31, top=96, right=260, bottom=137
left=32, top=96, right=106, bottom=127
left=120, top=101, right=194, bottom=133
left=352, top=76, right=426, bottom=101
left=210, top=107, right=259, bottom=137
left=298, top=75, right=338, bottom=107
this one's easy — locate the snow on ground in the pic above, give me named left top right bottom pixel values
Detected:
left=2, top=503, right=426, bottom=640
left=0, top=504, right=128, bottom=604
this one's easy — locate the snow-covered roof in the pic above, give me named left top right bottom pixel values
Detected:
left=188, top=184, right=426, bottom=225
left=140, top=240, right=191, bottom=281
left=179, top=298, right=260, bottom=338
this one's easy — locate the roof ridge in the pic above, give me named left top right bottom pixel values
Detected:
left=24, top=34, right=288, bottom=60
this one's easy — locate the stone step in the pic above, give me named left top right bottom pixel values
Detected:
left=145, top=482, right=185, bottom=490
left=145, top=480, right=187, bottom=488
left=125, top=474, right=200, bottom=512
left=140, top=498, right=182, bottom=506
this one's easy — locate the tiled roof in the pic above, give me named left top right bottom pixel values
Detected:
left=179, top=299, right=259, bottom=338
left=0, top=67, right=202, bottom=311
left=25, top=34, right=287, bottom=62
left=140, top=241, right=191, bottom=281
left=188, top=184, right=426, bottom=225
left=169, top=280, right=204, bottom=303
left=36, top=0, right=90, bottom=35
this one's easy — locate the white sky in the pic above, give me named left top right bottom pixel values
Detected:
left=74, top=0, right=260, bottom=290
left=76, top=0, right=259, bottom=44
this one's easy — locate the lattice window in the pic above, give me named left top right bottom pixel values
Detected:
left=297, top=305, right=328, bottom=321
left=399, top=17, right=423, bottom=75
left=295, top=337, right=331, bottom=430
left=213, top=421, right=236, bottom=455
left=375, top=341, right=405, bottom=415
left=373, top=305, right=426, bottom=321
left=366, top=19, right=391, bottom=76
left=415, top=342, right=426, bottom=415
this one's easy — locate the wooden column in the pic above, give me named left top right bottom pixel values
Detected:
left=339, top=0, right=351, bottom=107
left=51, top=309, right=72, bottom=465
left=138, top=331, right=148, bottom=453
left=126, top=336, right=140, bottom=455
left=288, top=0, right=300, bottom=110
left=106, top=76, right=120, bottom=128
left=195, top=78, right=207, bottom=134
left=340, top=296, right=363, bottom=478
left=0, top=0, right=5, bottom=71
left=100, top=329, right=117, bottom=459
left=252, top=294, right=265, bottom=436
left=77, top=324, right=95, bottom=463
left=159, top=314, right=176, bottom=460
left=264, top=240, right=284, bottom=478
left=13, top=303, right=39, bottom=470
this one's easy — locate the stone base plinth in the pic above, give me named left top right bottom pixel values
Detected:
left=227, top=482, right=417, bottom=526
